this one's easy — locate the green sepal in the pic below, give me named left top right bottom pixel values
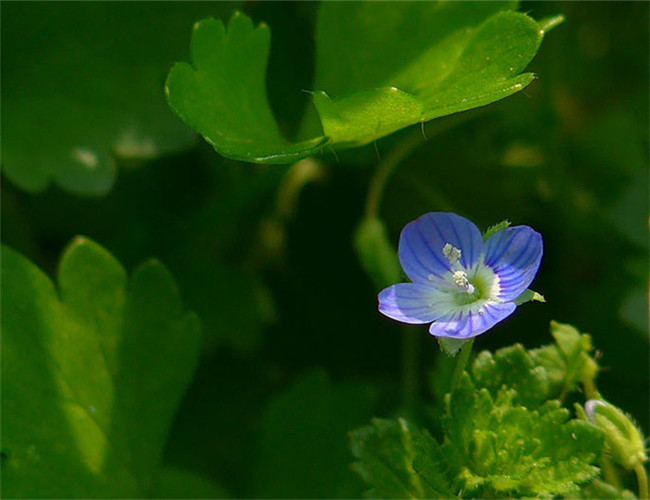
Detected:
left=483, top=219, right=511, bottom=240
left=513, top=288, right=546, bottom=305
left=438, top=337, right=469, bottom=357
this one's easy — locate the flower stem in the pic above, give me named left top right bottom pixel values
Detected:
left=449, top=338, right=475, bottom=392
left=401, top=327, right=420, bottom=414
left=635, top=463, right=649, bottom=500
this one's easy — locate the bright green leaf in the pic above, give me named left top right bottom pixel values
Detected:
left=1, top=2, right=238, bottom=196
left=443, top=375, right=603, bottom=498
left=305, top=2, right=556, bottom=145
left=165, top=13, right=329, bottom=165
left=472, top=344, right=550, bottom=409
left=312, top=88, right=423, bottom=148
left=166, top=4, right=560, bottom=164
left=312, top=2, right=519, bottom=98
left=530, top=321, right=600, bottom=399
left=1, top=239, right=201, bottom=498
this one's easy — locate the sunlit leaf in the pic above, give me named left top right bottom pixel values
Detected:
left=1, top=239, right=201, bottom=497
left=165, top=13, right=329, bottom=165
left=166, top=4, right=560, bottom=163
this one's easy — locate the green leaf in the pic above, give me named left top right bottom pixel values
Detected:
left=165, top=13, right=329, bottom=165
left=306, top=2, right=554, bottom=146
left=472, top=344, right=550, bottom=409
left=443, top=375, right=603, bottom=498
left=1, top=239, right=201, bottom=498
left=351, top=418, right=454, bottom=499
left=312, top=88, right=423, bottom=148
left=251, top=369, right=377, bottom=498
left=530, top=321, right=599, bottom=399
left=166, top=4, right=559, bottom=163
left=1, top=2, right=238, bottom=196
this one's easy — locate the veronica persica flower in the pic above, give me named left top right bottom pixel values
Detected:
left=378, top=212, right=543, bottom=339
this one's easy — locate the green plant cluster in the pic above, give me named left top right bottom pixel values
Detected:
left=351, top=324, right=639, bottom=499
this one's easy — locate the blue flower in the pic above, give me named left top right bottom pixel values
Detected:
left=378, top=212, right=543, bottom=339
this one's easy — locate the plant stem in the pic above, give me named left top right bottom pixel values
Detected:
left=600, top=456, right=623, bottom=491
left=449, top=339, right=475, bottom=392
left=364, top=133, right=422, bottom=218
left=401, top=327, right=420, bottom=414
left=635, top=463, right=649, bottom=500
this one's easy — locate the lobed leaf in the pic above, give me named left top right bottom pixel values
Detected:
left=351, top=418, right=453, bottom=499
left=165, top=13, right=329, bottom=165
left=530, top=321, right=599, bottom=399
left=1, top=239, right=202, bottom=498
left=472, top=343, right=550, bottom=409
left=442, top=375, right=603, bottom=498
left=166, top=3, right=561, bottom=163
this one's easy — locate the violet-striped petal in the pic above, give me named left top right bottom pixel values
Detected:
left=428, top=302, right=517, bottom=339
left=484, top=226, right=543, bottom=301
left=378, top=283, right=455, bottom=324
left=398, top=212, right=484, bottom=284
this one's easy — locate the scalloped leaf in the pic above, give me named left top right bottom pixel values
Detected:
left=165, top=13, right=329, bottom=165
left=442, top=375, right=603, bottom=498
left=1, top=239, right=201, bottom=497
left=166, top=4, right=561, bottom=163
left=351, top=418, right=454, bottom=499
left=530, top=321, right=600, bottom=399
left=472, top=344, right=550, bottom=409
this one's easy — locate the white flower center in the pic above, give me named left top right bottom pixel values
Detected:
left=442, top=243, right=477, bottom=295
left=452, top=270, right=475, bottom=294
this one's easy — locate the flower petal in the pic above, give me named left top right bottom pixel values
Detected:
left=484, top=226, right=543, bottom=301
left=428, top=301, right=517, bottom=339
left=398, top=212, right=484, bottom=284
left=378, top=283, right=455, bottom=324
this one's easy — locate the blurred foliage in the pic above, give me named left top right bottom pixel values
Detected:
left=1, top=1, right=648, bottom=498
left=1, top=2, right=237, bottom=195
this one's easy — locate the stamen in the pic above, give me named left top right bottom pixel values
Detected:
left=442, top=243, right=461, bottom=265
left=453, top=270, right=475, bottom=294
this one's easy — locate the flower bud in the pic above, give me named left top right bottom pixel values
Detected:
left=585, top=399, right=647, bottom=470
